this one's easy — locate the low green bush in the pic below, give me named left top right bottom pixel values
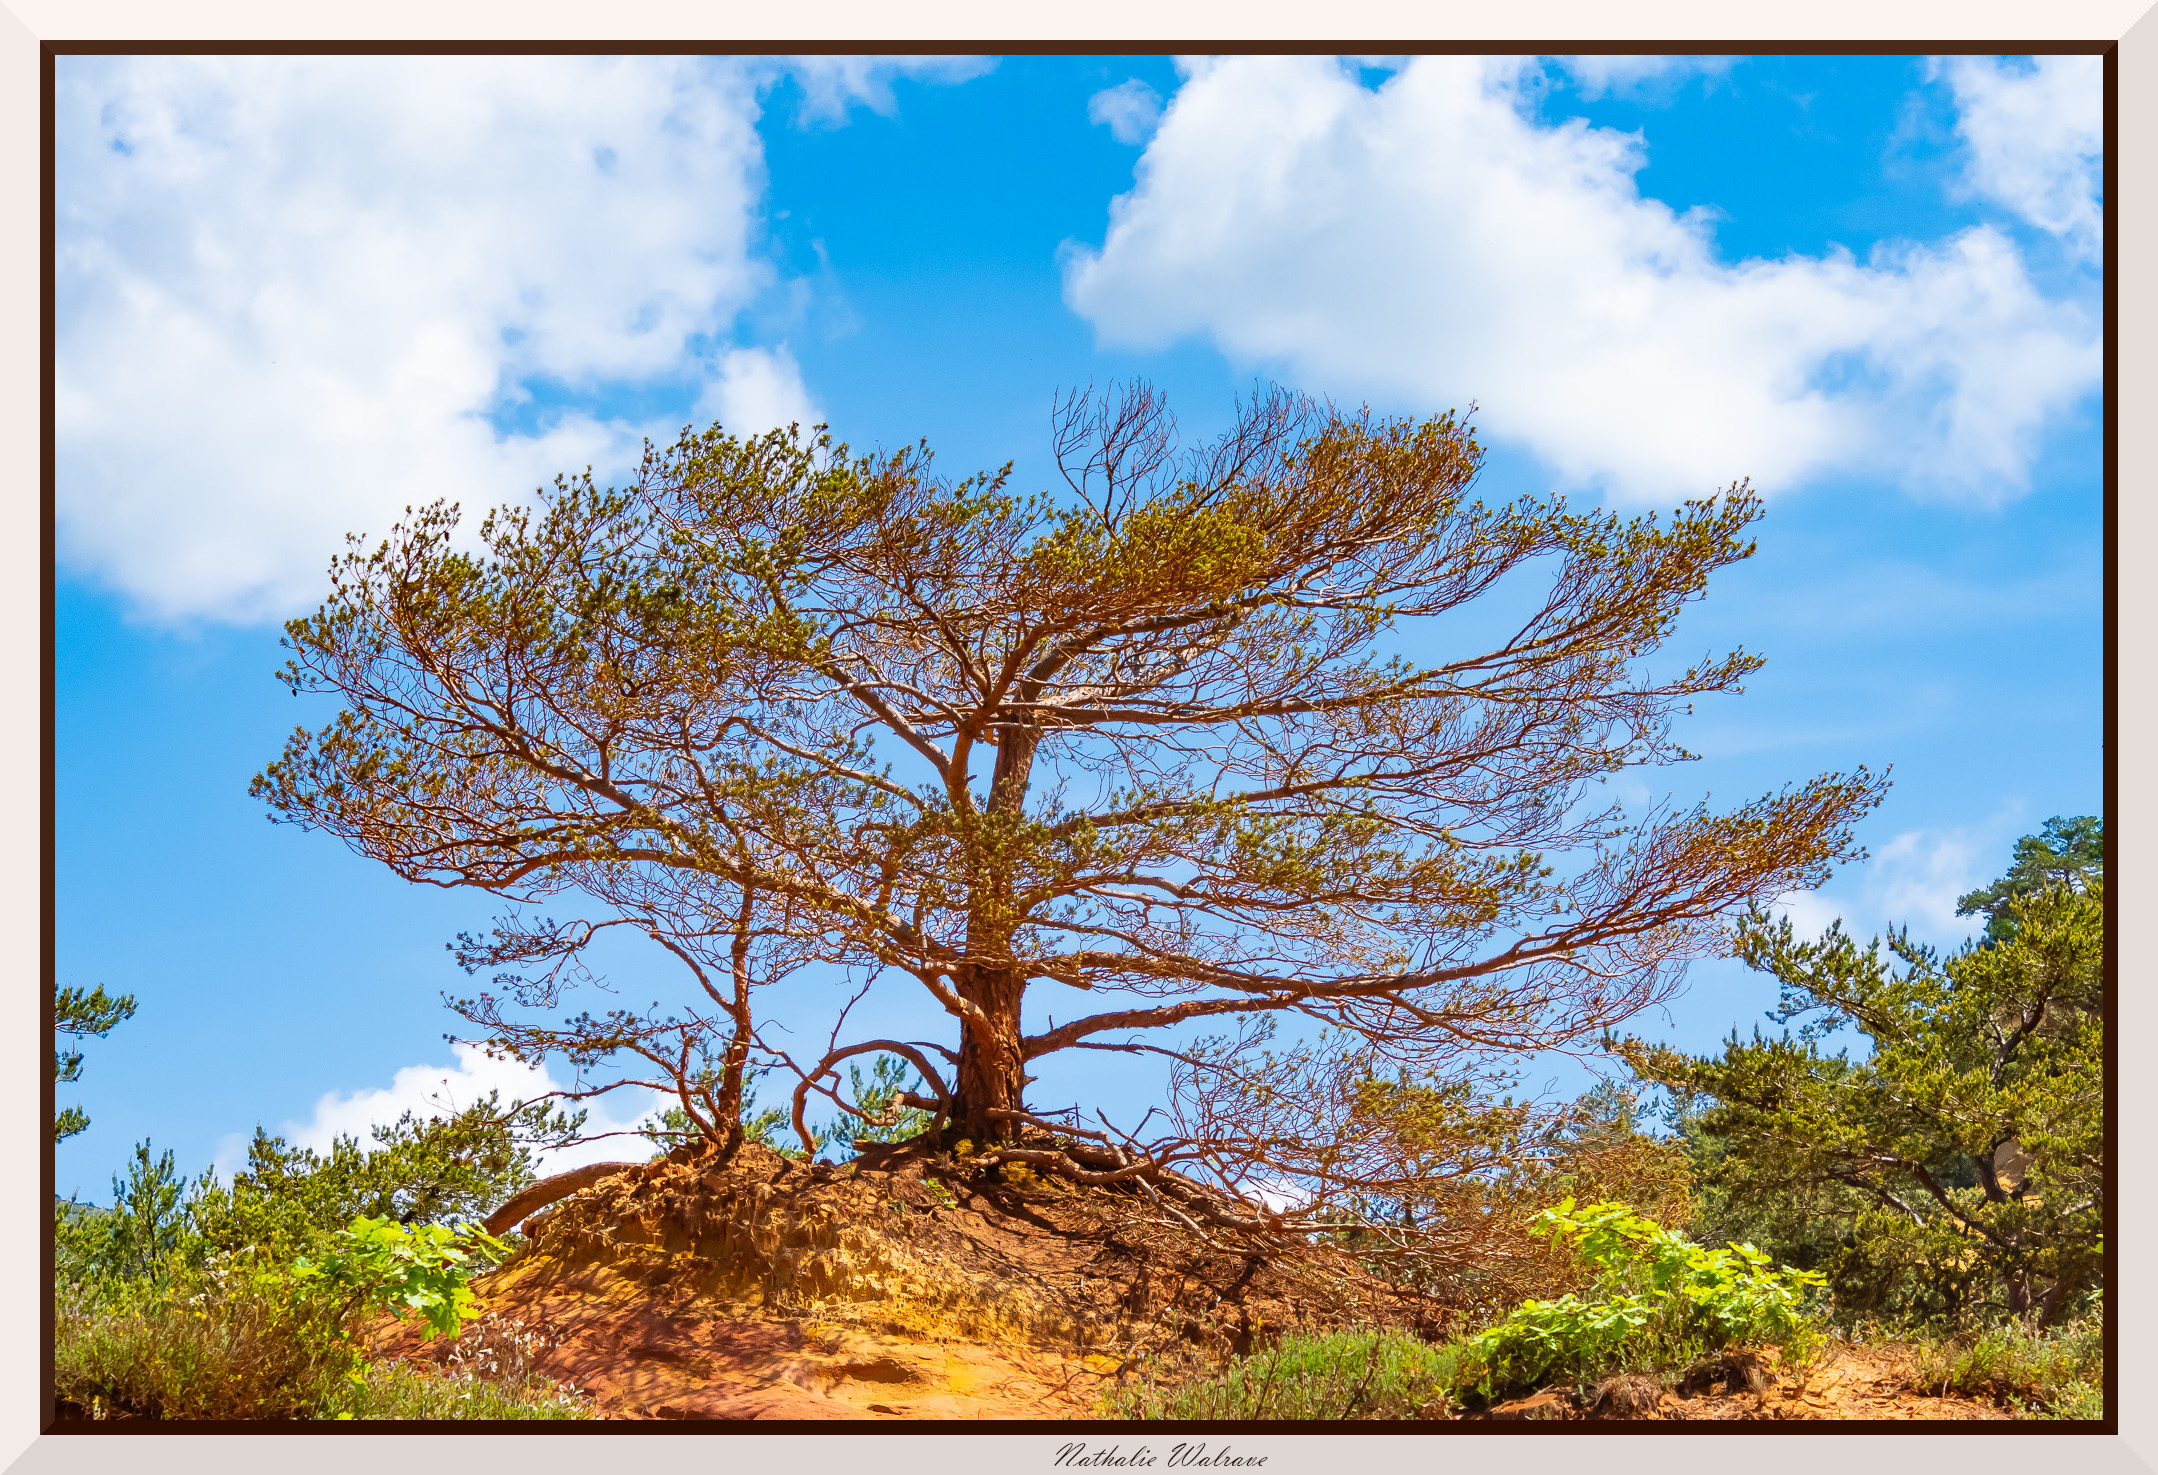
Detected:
left=1103, top=1198, right=1828, bottom=1419
left=292, top=1215, right=505, bottom=1342
left=1453, top=1197, right=1825, bottom=1396
left=55, top=1270, right=356, bottom=1419
left=316, top=1308, right=598, bottom=1421
left=55, top=1213, right=568, bottom=1420
left=1908, top=1312, right=2103, bottom=1419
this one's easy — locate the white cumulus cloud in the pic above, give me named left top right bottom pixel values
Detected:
left=212, top=1040, right=667, bottom=1184
left=1932, top=54, right=2103, bottom=260
left=57, top=56, right=765, bottom=624
left=1088, top=78, right=1164, bottom=144
left=55, top=55, right=983, bottom=627
left=1063, top=55, right=2099, bottom=507
left=1550, top=55, right=1735, bottom=101
left=785, top=54, right=997, bottom=125
left=693, top=344, right=821, bottom=435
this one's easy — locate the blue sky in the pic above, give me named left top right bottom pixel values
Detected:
left=52, top=53, right=2103, bottom=1201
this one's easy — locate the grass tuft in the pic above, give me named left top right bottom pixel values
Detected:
left=1106, top=1329, right=1465, bottom=1420
left=55, top=1279, right=595, bottom=1421
left=1907, top=1316, right=2103, bottom=1420
left=55, top=1278, right=355, bottom=1420
left=324, top=1361, right=597, bottom=1420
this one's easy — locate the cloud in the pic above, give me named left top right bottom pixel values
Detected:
left=211, top=1040, right=666, bottom=1184
left=785, top=55, right=997, bottom=125
left=1772, top=813, right=2026, bottom=949
left=55, top=55, right=981, bottom=627
left=1861, top=828, right=1988, bottom=939
left=1931, top=55, right=2103, bottom=260
left=1088, top=79, right=1164, bottom=144
left=1772, top=889, right=1847, bottom=943
left=56, top=56, right=761, bottom=624
left=1063, top=56, right=2099, bottom=506
left=1240, top=1175, right=1313, bottom=1216
left=693, top=345, right=820, bottom=435
left=1550, top=55, right=1735, bottom=102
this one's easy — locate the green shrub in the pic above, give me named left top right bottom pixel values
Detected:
left=1106, top=1198, right=1828, bottom=1420
left=189, top=1094, right=574, bottom=1266
left=57, top=1276, right=597, bottom=1421
left=1455, top=1198, right=1825, bottom=1395
left=55, top=1269, right=357, bottom=1419
left=54, top=1088, right=578, bottom=1419
left=291, top=1216, right=506, bottom=1341
left=57, top=1214, right=512, bottom=1419
left=1105, top=1329, right=1466, bottom=1420
left=1908, top=1312, right=2103, bottom=1419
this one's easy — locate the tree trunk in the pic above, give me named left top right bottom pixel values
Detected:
left=953, top=960, right=1027, bottom=1139
left=2031, top=1276, right=2074, bottom=1332
left=950, top=721, right=1040, bottom=1140
left=709, top=1048, right=748, bottom=1159
left=2005, top=1267, right=2033, bottom=1322
left=708, top=902, right=757, bottom=1159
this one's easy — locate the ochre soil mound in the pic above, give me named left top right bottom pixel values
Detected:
left=369, top=1144, right=2028, bottom=1422
left=1474, top=1346, right=2014, bottom=1422
left=371, top=1138, right=1446, bottom=1419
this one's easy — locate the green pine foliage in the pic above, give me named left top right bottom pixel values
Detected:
left=838, top=1054, right=936, bottom=1147
left=54, top=984, right=137, bottom=1143
left=1651, top=1085, right=1850, bottom=1286
left=1623, top=822, right=2104, bottom=1332
left=187, top=1094, right=578, bottom=1265
left=644, top=1062, right=828, bottom=1158
left=1955, top=815, right=2102, bottom=945
left=643, top=1054, right=930, bottom=1161
left=61, top=1092, right=572, bottom=1288
left=57, top=1141, right=188, bottom=1288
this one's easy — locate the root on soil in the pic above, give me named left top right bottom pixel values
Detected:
left=491, top=1138, right=1448, bottom=1361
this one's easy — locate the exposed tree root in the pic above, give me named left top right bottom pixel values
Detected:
left=483, top=1161, right=642, bottom=1236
